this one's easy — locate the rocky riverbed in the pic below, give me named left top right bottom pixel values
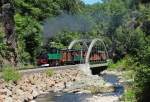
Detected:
left=36, top=70, right=125, bottom=102
left=0, top=68, right=125, bottom=102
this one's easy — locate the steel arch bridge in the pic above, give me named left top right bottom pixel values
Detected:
left=68, top=38, right=109, bottom=75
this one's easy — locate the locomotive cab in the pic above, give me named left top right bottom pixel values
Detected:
left=37, top=52, right=49, bottom=66
left=47, top=47, right=62, bottom=66
left=37, top=47, right=62, bottom=67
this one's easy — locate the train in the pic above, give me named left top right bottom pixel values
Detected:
left=37, top=47, right=107, bottom=67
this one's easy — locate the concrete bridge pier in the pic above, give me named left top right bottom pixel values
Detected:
left=78, top=63, right=92, bottom=75
left=78, top=63, right=108, bottom=75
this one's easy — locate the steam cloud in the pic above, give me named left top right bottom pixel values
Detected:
left=43, top=13, right=94, bottom=39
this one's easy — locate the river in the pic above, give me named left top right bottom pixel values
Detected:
left=35, top=71, right=124, bottom=102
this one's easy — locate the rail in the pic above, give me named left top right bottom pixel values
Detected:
left=0, top=65, right=79, bottom=78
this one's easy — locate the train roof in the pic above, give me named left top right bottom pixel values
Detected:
left=61, top=49, right=87, bottom=51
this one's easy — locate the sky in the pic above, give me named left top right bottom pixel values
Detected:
left=82, top=0, right=102, bottom=4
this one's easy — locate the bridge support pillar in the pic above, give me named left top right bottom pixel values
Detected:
left=78, top=63, right=92, bottom=75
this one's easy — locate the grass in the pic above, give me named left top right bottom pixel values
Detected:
left=88, top=86, right=101, bottom=94
left=45, top=69, right=54, bottom=77
left=18, top=64, right=35, bottom=70
left=123, top=70, right=135, bottom=80
left=121, top=70, right=136, bottom=102
left=2, top=67, right=21, bottom=82
left=122, top=88, right=136, bottom=102
left=0, top=64, right=35, bottom=72
left=108, top=59, right=126, bottom=70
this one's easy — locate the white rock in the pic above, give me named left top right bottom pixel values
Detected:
left=6, top=89, right=12, bottom=96
left=4, top=97, right=13, bottom=102
left=32, top=90, right=39, bottom=98
left=26, top=93, right=33, bottom=100
left=30, top=100, right=36, bottom=102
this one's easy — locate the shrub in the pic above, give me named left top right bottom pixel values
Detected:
left=135, top=65, right=150, bottom=102
left=2, top=67, right=21, bottom=82
left=45, top=69, right=54, bottom=77
left=108, top=58, right=126, bottom=70
left=108, top=55, right=135, bottom=70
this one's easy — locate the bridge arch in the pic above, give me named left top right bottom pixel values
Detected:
left=85, top=38, right=108, bottom=63
left=68, top=38, right=108, bottom=64
left=68, top=38, right=108, bottom=75
left=68, top=39, right=91, bottom=50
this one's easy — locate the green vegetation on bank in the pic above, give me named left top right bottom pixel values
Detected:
left=45, top=69, right=54, bottom=77
left=108, top=55, right=135, bottom=71
left=108, top=56, right=136, bottom=101
left=2, top=67, right=21, bottom=82
left=122, top=88, right=136, bottom=102
left=108, top=54, right=150, bottom=102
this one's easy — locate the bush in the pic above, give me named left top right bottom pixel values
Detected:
left=108, top=55, right=135, bottom=70
left=45, top=69, right=54, bottom=77
left=108, top=59, right=126, bottom=70
left=135, top=65, right=150, bottom=102
left=2, top=67, right=21, bottom=82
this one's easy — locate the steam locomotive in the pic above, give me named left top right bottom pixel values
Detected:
left=37, top=47, right=107, bottom=67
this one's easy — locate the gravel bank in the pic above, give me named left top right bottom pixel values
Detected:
left=0, top=68, right=124, bottom=102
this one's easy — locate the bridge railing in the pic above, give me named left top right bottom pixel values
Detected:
left=68, top=38, right=109, bottom=66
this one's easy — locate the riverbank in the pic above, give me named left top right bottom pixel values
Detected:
left=36, top=70, right=125, bottom=102
left=0, top=68, right=81, bottom=102
left=0, top=68, right=125, bottom=102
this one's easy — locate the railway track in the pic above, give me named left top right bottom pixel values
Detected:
left=0, top=63, right=108, bottom=78
left=0, top=65, right=79, bottom=78
left=20, top=65, right=79, bottom=75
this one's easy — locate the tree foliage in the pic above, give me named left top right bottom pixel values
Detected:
left=0, top=0, right=150, bottom=101
left=12, top=0, right=84, bottom=64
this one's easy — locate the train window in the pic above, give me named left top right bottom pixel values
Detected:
left=47, top=47, right=60, bottom=53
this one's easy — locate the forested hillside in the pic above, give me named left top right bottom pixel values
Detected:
left=0, top=0, right=150, bottom=101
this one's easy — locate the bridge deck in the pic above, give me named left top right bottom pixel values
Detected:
left=90, top=63, right=108, bottom=68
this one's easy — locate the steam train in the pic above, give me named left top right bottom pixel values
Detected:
left=37, top=47, right=107, bottom=67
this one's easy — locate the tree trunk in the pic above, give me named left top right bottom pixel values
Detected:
left=0, top=0, right=18, bottom=66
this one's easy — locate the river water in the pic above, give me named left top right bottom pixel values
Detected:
left=36, top=92, right=92, bottom=102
